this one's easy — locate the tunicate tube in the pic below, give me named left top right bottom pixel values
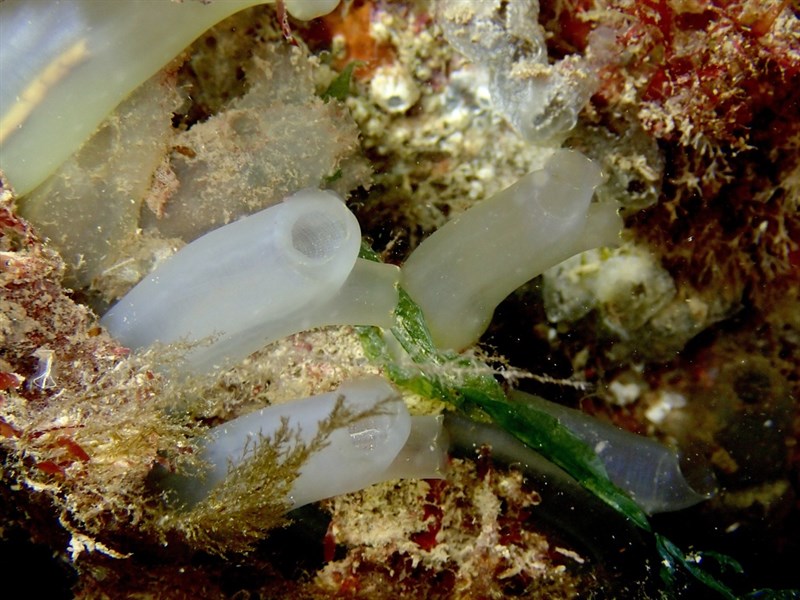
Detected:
left=402, top=149, right=622, bottom=350
left=163, top=376, right=447, bottom=510
left=0, top=0, right=340, bottom=196
left=444, top=411, right=654, bottom=583
left=510, top=390, right=715, bottom=514
left=101, top=189, right=399, bottom=372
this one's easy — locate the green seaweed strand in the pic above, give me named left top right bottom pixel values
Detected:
left=356, top=242, right=800, bottom=598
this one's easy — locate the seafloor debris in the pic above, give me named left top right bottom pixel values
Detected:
left=314, top=459, right=593, bottom=599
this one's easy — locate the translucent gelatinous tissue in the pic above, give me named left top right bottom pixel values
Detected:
left=511, top=391, right=715, bottom=514
left=101, top=189, right=399, bottom=372
left=402, top=149, right=621, bottom=350
left=0, top=0, right=339, bottom=195
left=164, top=376, right=446, bottom=510
left=437, top=0, right=610, bottom=142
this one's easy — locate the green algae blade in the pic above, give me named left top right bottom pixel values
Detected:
left=322, top=61, right=360, bottom=102
left=357, top=242, right=800, bottom=598
left=357, top=244, right=650, bottom=531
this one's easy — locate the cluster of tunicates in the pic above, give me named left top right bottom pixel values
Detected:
left=1, top=0, right=708, bottom=524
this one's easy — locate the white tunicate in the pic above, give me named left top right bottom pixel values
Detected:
left=0, top=0, right=340, bottom=196
left=300, top=259, right=401, bottom=332
left=511, top=391, right=715, bottom=514
left=402, top=149, right=621, bottom=350
left=387, top=415, right=449, bottom=480
left=165, top=377, right=446, bottom=510
left=101, top=189, right=399, bottom=372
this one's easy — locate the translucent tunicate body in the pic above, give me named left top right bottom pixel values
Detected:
left=163, top=377, right=446, bottom=510
left=101, top=190, right=367, bottom=371
left=0, top=0, right=339, bottom=195
left=402, top=150, right=621, bottom=350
